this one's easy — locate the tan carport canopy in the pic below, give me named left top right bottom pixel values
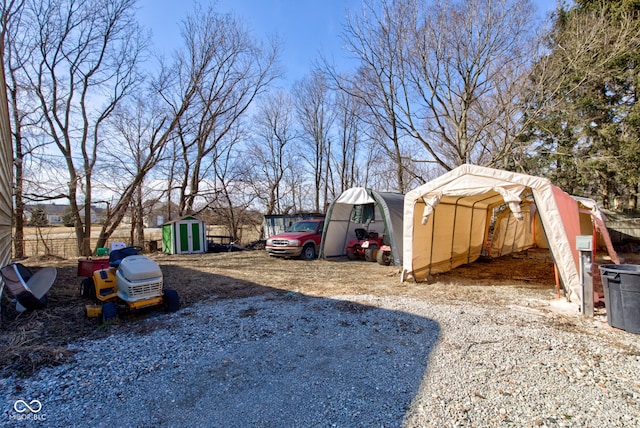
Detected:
left=402, top=164, right=619, bottom=305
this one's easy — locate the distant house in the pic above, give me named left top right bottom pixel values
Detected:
left=91, top=206, right=107, bottom=223
left=25, top=204, right=67, bottom=224
left=24, top=203, right=102, bottom=225
left=146, top=201, right=181, bottom=228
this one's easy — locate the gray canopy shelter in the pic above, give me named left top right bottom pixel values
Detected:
left=319, top=188, right=404, bottom=265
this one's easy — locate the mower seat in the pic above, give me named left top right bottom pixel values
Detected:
left=0, top=263, right=57, bottom=312
left=355, top=228, right=367, bottom=240
left=109, top=246, right=140, bottom=267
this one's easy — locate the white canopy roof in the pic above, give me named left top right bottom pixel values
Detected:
left=402, top=164, right=619, bottom=304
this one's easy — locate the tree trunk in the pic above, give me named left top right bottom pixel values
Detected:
left=12, top=123, right=24, bottom=259
left=135, top=186, right=145, bottom=247
left=630, top=184, right=638, bottom=211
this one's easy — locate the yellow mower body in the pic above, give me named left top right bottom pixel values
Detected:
left=85, top=304, right=102, bottom=317
left=84, top=255, right=166, bottom=317
left=92, top=268, right=118, bottom=302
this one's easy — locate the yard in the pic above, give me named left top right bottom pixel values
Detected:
left=0, top=247, right=583, bottom=378
left=4, top=247, right=640, bottom=426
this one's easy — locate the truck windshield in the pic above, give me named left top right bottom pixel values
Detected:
left=287, top=221, right=318, bottom=233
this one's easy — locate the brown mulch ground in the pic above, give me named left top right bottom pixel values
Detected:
left=1, top=247, right=636, bottom=379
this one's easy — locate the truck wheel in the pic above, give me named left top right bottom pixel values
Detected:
left=364, top=244, right=378, bottom=262
left=377, top=249, right=392, bottom=266
left=101, top=302, right=118, bottom=323
left=163, top=289, right=180, bottom=313
left=80, top=277, right=96, bottom=299
left=301, top=244, right=316, bottom=261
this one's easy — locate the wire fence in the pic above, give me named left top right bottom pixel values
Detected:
left=18, top=237, right=82, bottom=259
left=11, top=225, right=262, bottom=259
left=13, top=237, right=165, bottom=259
left=12, top=228, right=163, bottom=259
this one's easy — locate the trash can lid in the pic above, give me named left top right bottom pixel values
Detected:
left=599, top=264, right=640, bottom=275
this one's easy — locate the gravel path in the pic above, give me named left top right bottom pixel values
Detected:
left=2, top=292, right=639, bottom=427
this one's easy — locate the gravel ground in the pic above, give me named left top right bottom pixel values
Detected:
left=2, top=292, right=639, bottom=427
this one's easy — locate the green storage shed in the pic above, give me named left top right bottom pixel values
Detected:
left=162, top=216, right=206, bottom=255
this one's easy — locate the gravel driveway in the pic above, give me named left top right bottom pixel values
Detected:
left=2, top=291, right=639, bottom=427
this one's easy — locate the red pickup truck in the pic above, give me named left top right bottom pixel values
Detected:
left=265, top=219, right=324, bottom=260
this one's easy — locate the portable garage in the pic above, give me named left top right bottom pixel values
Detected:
left=402, top=164, right=619, bottom=304
left=320, top=187, right=404, bottom=265
left=162, top=216, right=207, bottom=255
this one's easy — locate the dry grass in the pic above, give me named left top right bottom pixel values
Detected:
left=1, top=247, right=637, bottom=378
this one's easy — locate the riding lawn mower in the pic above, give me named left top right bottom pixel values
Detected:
left=345, top=228, right=385, bottom=262
left=78, top=246, right=179, bottom=322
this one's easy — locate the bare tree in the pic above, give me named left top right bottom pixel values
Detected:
left=159, top=137, right=181, bottom=222
left=2, top=0, right=28, bottom=258
left=2, top=0, right=59, bottom=255
left=206, top=135, right=257, bottom=242
left=168, top=5, right=280, bottom=216
left=293, top=70, right=335, bottom=213
left=247, top=90, right=298, bottom=214
left=0, top=0, right=19, bottom=273
left=340, top=0, right=539, bottom=175
left=332, top=89, right=363, bottom=194
left=405, top=0, right=539, bottom=169
left=20, top=0, right=147, bottom=256
left=337, top=0, right=413, bottom=192
left=93, top=93, right=171, bottom=250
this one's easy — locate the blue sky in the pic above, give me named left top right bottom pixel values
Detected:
left=137, top=0, right=561, bottom=86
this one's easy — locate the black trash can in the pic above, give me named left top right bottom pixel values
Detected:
left=599, top=264, right=640, bottom=334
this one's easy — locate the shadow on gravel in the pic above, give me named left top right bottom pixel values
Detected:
left=2, top=263, right=441, bottom=427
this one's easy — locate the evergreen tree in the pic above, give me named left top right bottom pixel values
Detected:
left=62, top=208, right=76, bottom=227
left=28, top=206, right=48, bottom=227
left=525, top=0, right=640, bottom=209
